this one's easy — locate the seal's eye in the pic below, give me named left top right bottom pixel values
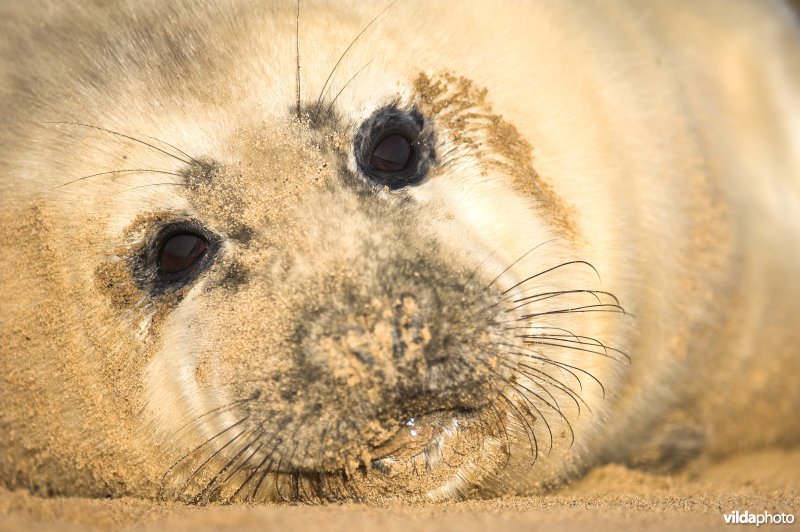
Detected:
left=370, top=134, right=412, bottom=172
left=135, top=219, right=220, bottom=294
left=159, top=234, right=207, bottom=273
left=354, top=106, right=435, bottom=189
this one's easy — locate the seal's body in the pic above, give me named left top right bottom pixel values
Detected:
left=1, top=0, right=799, bottom=502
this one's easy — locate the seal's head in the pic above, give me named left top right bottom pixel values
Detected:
left=1, top=1, right=628, bottom=502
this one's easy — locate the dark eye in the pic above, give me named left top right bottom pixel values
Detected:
left=370, top=134, right=412, bottom=172
left=354, top=106, right=435, bottom=189
left=159, top=234, right=207, bottom=273
left=133, top=219, right=220, bottom=295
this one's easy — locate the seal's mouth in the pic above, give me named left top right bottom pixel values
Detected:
left=369, top=407, right=479, bottom=473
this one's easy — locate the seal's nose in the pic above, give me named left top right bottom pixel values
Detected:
left=299, top=290, right=432, bottom=390
left=292, top=244, right=504, bottom=419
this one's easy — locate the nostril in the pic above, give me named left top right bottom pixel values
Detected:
left=353, top=349, right=375, bottom=366
left=427, top=355, right=450, bottom=366
left=424, top=334, right=451, bottom=366
left=441, top=334, right=453, bottom=349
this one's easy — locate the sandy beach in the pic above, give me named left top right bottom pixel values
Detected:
left=2, top=446, right=797, bottom=531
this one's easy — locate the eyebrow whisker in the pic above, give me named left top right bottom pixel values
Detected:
left=314, top=1, right=396, bottom=112
left=325, top=60, right=374, bottom=116
left=41, top=121, right=195, bottom=166
left=57, top=169, right=183, bottom=188
left=113, top=182, right=188, bottom=195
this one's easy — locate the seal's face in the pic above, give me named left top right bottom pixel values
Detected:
left=135, top=104, right=518, bottom=500
left=1, top=1, right=629, bottom=502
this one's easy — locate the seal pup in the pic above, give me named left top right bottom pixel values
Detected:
left=1, top=0, right=800, bottom=502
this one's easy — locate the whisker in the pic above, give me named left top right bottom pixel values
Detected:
left=496, top=390, right=540, bottom=462
left=295, top=0, right=301, bottom=118
left=173, top=396, right=255, bottom=437
left=462, top=247, right=500, bottom=291
left=272, top=418, right=307, bottom=502
left=249, top=455, right=277, bottom=503
left=494, top=343, right=606, bottom=396
left=159, top=415, right=250, bottom=498
left=141, top=134, right=209, bottom=170
left=514, top=380, right=573, bottom=450
left=485, top=239, right=559, bottom=291
left=492, top=368, right=553, bottom=457
left=498, top=360, right=565, bottom=415
left=494, top=281, right=565, bottom=303
left=452, top=356, right=512, bottom=469
left=463, top=356, right=539, bottom=461
left=315, top=1, right=396, bottom=112
left=511, top=361, right=590, bottom=415
left=309, top=472, right=327, bottom=502
left=325, top=59, right=374, bottom=115
left=504, top=325, right=584, bottom=344
left=273, top=457, right=289, bottom=503
left=41, top=121, right=194, bottom=166
left=501, top=363, right=575, bottom=449
left=520, top=338, right=626, bottom=363
left=233, top=449, right=273, bottom=502
left=194, top=430, right=266, bottom=502
left=517, top=303, right=627, bottom=319
left=520, top=355, right=605, bottom=399
left=235, top=417, right=293, bottom=501
left=488, top=404, right=512, bottom=469
left=179, top=424, right=250, bottom=494
left=490, top=288, right=619, bottom=316
left=220, top=441, right=264, bottom=495
left=113, top=182, right=188, bottom=195
left=510, top=289, right=620, bottom=308
left=502, top=260, right=601, bottom=295
left=519, top=334, right=631, bottom=363
left=57, top=169, right=183, bottom=188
